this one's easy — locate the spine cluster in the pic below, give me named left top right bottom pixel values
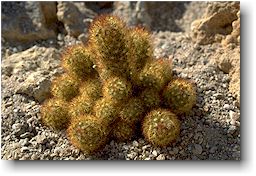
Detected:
left=40, top=15, right=197, bottom=155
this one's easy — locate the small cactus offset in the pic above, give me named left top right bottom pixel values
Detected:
left=163, top=78, right=196, bottom=114
left=40, top=15, right=197, bottom=156
left=67, top=115, right=109, bottom=154
left=142, top=109, right=181, bottom=147
left=51, top=74, right=79, bottom=102
left=103, top=76, right=132, bottom=102
left=62, top=45, right=95, bottom=80
left=41, top=98, right=70, bottom=131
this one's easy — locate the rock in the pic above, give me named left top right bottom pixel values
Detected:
left=209, top=146, right=217, bottom=153
left=156, top=154, right=165, bottom=160
left=223, top=104, right=231, bottom=110
left=1, top=2, right=56, bottom=43
left=2, top=46, right=61, bottom=102
left=16, top=72, right=52, bottom=102
left=2, top=46, right=61, bottom=76
left=78, top=33, right=88, bottom=44
left=192, top=144, right=203, bottom=155
left=191, top=2, right=240, bottom=45
left=132, top=141, right=139, bottom=147
left=20, top=132, right=33, bottom=139
left=229, top=66, right=240, bottom=106
left=113, top=1, right=152, bottom=28
left=12, top=123, right=29, bottom=138
left=40, top=2, right=58, bottom=31
left=222, top=10, right=240, bottom=47
left=152, top=150, right=158, bottom=157
left=212, top=43, right=240, bottom=106
left=57, top=2, right=96, bottom=37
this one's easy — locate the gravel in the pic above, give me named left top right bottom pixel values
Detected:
left=1, top=2, right=240, bottom=160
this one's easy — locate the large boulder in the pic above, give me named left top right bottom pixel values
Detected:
left=57, top=2, right=96, bottom=37
left=191, top=2, right=240, bottom=45
left=1, top=2, right=57, bottom=43
left=2, top=46, right=62, bottom=102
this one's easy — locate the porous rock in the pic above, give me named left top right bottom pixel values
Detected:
left=191, top=1, right=240, bottom=45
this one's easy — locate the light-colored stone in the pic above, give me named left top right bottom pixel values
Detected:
left=156, top=154, right=165, bottom=160
left=16, top=71, right=52, bottom=102
left=191, top=2, right=240, bottom=45
left=57, top=2, right=96, bottom=37
left=152, top=150, right=158, bottom=157
left=113, top=1, right=151, bottom=28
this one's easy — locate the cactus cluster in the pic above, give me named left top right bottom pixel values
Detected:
left=40, top=15, right=197, bottom=155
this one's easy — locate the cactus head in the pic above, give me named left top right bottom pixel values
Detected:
left=41, top=98, right=70, bottom=131
left=127, top=27, right=153, bottom=83
left=140, top=88, right=161, bottom=110
left=67, top=115, right=109, bottom=155
left=138, top=59, right=172, bottom=91
left=93, top=97, right=120, bottom=126
left=163, top=78, right=196, bottom=114
left=69, top=94, right=95, bottom=117
left=142, top=109, right=180, bottom=147
left=51, top=74, right=79, bottom=102
left=62, top=45, right=95, bottom=80
left=89, top=15, right=129, bottom=78
left=79, top=77, right=103, bottom=101
left=103, top=76, right=132, bottom=102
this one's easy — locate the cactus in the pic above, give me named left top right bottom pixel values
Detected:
left=69, top=94, right=95, bottom=117
left=127, top=27, right=153, bottom=84
left=41, top=98, right=70, bottom=131
left=40, top=14, right=197, bottom=156
left=93, top=97, right=120, bottom=126
left=111, top=119, right=136, bottom=142
left=119, top=97, right=145, bottom=124
left=163, top=78, right=196, bottom=114
left=89, top=15, right=129, bottom=78
left=67, top=115, right=109, bottom=154
left=79, top=77, right=103, bottom=101
left=140, top=88, right=161, bottom=110
left=51, top=74, right=79, bottom=102
left=62, top=45, right=95, bottom=80
left=138, top=59, right=172, bottom=91
left=142, top=109, right=180, bottom=147
left=103, top=76, right=132, bottom=102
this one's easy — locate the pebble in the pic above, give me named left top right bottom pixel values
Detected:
left=152, top=150, right=158, bottom=157
left=193, top=144, right=203, bottom=155
left=223, top=104, right=231, bottom=110
left=156, top=154, right=165, bottom=160
left=127, top=152, right=137, bottom=160
left=132, top=141, right=139, bottom=147
left=21, top=147, right=29, bottom=152
left=209, top=146, right=217, bottom=154
left=227, top=126, right=236, bottom=134
left=20, top=132, right=32, bottom=139
left=173, top=147, right=179, bottom=154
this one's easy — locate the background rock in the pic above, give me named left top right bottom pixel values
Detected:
left=222, top=10, right=240, bottom=47
left=113, top=1, right=152, bottom=29
left=191, top=1, right=240, bottom=45
left=1, top=2, right=56, bottom=43
left=57, top=2, right=96, bottom=37
left=2, top=46, right=62, bottom=102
